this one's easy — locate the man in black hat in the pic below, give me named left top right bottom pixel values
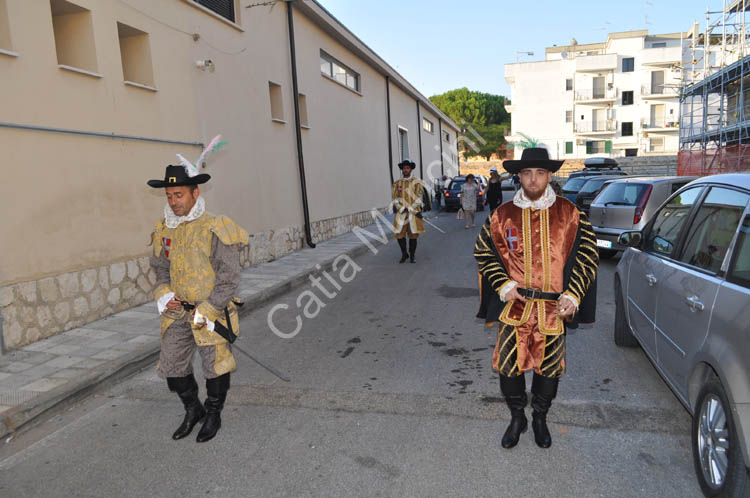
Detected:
left=392, top=160, right=426, bottom=263
left=148, top=164, right=249, bottom=442
left=474, top=147, right=598, bottom=449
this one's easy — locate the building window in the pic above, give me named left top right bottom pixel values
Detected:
left=117, top=22, right=154, bottom=89
left=651, top=42, right=667, bottom=48
left=320, top=50, right=360, bottom=92
left=423, top=118, right=434, bottom=133
left=443, top=131, right=451, bottom=142
left=565, top=78, right=573, bottom=91
left=625, top=148, right=638, bottom=157
left=566, top=110, right=573, bottom=123
left=586, top=140, right=611, bottom=154
left=398, top=127, right=409, bottom=161
left=622, top=57, right=634, bottom=72
left=622, top=122, right=633, bottom=136
left=565, top=141, right=573, bottom=154
left=50, top=0, right=99, bottom=74
left=269, top=82, right=284, bottom=122
left=651, top=71, right=665, bottom=94
left=622, top=91, right=634, bottom=106
left=649, top=136, right=665, bottom=152
left=0, top=0, right=12, bottom=53
left=193, top=0, right=235, bottom=23
left=298, top=93, right=309, bottom=128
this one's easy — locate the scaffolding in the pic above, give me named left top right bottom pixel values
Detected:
left=679, top=0, right=750, bottom=175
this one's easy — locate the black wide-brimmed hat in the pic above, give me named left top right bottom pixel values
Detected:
left=147, top=165, right=211, bottom=188
left=398, top=160, right=416, bottom=169
left=502, top=147, right=564, bottom=174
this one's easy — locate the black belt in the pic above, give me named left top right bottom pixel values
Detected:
left=179, top=300, right=243, bottom=344
left=516, top=288, right=560, bottom=301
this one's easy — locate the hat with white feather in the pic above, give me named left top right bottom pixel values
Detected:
left=147, top=135, right=227, bottom=188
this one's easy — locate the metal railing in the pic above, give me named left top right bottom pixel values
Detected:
left=574, top=88, right=618, bottom=101
left=641, top=119, right=678, bottom=129
left=641, top=84, right=679, bottom=97
left=575, top=120, right=617, bottom=133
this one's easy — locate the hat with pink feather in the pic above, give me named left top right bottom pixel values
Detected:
left=147, top=135, right=227, bottom=188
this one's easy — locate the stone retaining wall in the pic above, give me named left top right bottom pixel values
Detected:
left=0, top=207, right=387, bottom=352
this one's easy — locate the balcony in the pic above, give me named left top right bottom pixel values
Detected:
left=575, top=120, right=617, bottom=134
left=574, top=88, right=618, bottom=104
left=641, top=84, right=679, bottom=100
left=640, top=46, right=681, bottom=67
left=575, top=53, right=617, bottom=72
left=641, top=119, right=679, bottom=132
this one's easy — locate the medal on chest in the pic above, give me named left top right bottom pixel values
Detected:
left=162, top=237, right=172, bottom=258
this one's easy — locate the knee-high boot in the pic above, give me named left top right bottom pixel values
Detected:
left=167, top=374, right=206, bottom=440
left=531, top=373, right=559, bottom=448
left=408, top=238, right=418, bottom=263
left=397, top=238, right=408, bottom=263
left=499, top=373, right=527, bottom=449
left=196, top=373, right=230, bottom=443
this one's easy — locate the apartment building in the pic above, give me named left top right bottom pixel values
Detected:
left=504, top=30, right=683, bottom=159
left=0, top=0, right=459, bottom=350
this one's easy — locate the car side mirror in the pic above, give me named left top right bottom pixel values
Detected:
left=618, top=231, right=642, bottom=247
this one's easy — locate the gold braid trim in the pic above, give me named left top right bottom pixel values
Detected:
left=540, top=208, right=552, bottom=292
left=522, top=208, right=532, bottom=288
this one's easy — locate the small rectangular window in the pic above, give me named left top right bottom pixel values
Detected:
left=320, top=50, right=360, bottom=92
left=622, top=122, right=633, bottom=136
left=117, top=22, right=154, bottom=89
left=194, top=0, right=235, bottom=23
left=565, top=78, right=573, bottom=91
left=423, top=118, right=433, bottom=133
left=625, top=148, right=638, bottom=157
left=444, top=131, right=451, bottom=142
left=649, top=136, right=665, bottom=152
left=622, top=57, right=634, bottom=72
left=565, top=110, right=573, bottom=123
left=398, top=127, right=409, bottom=161
left=298, top=93, right=309, bottom=128
left=651, top=42, right=667, bottom=48
left=269, top=82, right=284, bottom=122
left=50, top=0, right=99, bottom=74
left=565, top=141, right=573, bottom=154
left=0, top=0, right=13, bottom=52
left=622, top=91, right=634, bottom=106
left=586, top=140, right=607, bottom=154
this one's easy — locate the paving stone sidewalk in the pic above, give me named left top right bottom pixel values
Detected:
left=0, top=212, right=414, bottom=439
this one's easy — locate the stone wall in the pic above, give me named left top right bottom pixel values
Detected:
left=0, top=207, right=386, bottom=352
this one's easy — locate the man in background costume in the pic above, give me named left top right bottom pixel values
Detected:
left=147, top=139, right=249, bottom=443
left=474, top=147, right=598, bottom=449
left=392, top=160, right=426, bottom=263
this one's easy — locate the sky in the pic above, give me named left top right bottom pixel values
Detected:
left=316, top=0, right=722, bottom=99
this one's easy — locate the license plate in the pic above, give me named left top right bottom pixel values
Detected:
left=597, top=239, right=612, bottom=249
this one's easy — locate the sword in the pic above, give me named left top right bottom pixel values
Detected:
left=180, top=301, right=291, bottom=382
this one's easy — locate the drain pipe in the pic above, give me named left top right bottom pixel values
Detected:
left=438, top=118, right=445, bottom=177
left=386, top=76, right=394, bottom=184
left=286, top=0, right=315, bottom=248
left=416, top=100, right=424, bottom=179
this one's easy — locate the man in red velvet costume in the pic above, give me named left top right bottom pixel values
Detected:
left=475, top=147, right=598, bottom=449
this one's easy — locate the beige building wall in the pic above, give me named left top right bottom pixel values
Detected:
left=389, top=82, right=421, bottom=180
left=0, top=0, right=458, bottom=350
left=419, top=106, right=446, bottom=184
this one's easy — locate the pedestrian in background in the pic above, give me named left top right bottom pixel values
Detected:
left=484, top=167, right=509, bottom=212
left=461, top=174, right=479, bottom=228
left=147, top=157, right=249, bottom=443
left=434, top=175, right=445, bottom=210
left=474, top=147, right=598, bottom=450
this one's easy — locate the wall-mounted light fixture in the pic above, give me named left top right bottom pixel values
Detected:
left=195, top=59, right=215, bottom=72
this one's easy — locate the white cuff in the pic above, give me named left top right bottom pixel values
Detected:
left=561, top=293, right=579, bottom=309
left=157, top=292, right=175, bottom=315
left=498, top=281, right=518, bottom=302
left=193, top=309, right=215, bottom=331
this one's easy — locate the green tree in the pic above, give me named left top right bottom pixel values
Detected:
left=429, top=88, right=509, bottom=127
left=462, top=123, right=508, bottom=161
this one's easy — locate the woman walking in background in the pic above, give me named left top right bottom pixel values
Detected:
left=461, top=174, right=479, bottom=228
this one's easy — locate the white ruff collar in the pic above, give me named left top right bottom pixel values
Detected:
left=164, top=195, right=205, bottom=228
left=513, top=185, right=556, bottom=210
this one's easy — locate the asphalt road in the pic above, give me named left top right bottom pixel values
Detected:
left=0, top=207, right=703, bottom=498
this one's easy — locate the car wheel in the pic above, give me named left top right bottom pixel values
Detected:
left=692, top=377, right=749, bottom=498
left=599, top=249, right=618, bottom=259
left=614, top=277, right=638, bottom=347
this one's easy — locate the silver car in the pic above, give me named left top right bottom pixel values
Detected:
left=589, top=176, right=698, bottom=258
left=614, top=173, right=750, bottom=497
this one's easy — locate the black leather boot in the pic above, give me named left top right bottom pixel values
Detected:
left=197, top=373, right=230, bottom=443
left=499, top=374, right=527, bottom=449
left=397, top=238, right=408, bottom=263
left=408, top=239, right=417, bottom=263
left=167, top=374, right=206, bottom=440
left=531, top=373, right=559, bottom=449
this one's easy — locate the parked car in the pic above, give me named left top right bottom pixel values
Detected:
left=613, top=173, right=750, bottom=498
left=575, top=177, right=624, bottom=216
left=561, top=170, right=628, bottom=202
left=444, top=176, right=484, bottom=211
left=588, top=175, right=698, bottom=258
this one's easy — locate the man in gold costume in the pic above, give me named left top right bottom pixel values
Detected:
left=148, top=164, right=249, bottom=443
left=392, top=160, right=426, bottom=263
left=474, top=148, right=598, bottom=449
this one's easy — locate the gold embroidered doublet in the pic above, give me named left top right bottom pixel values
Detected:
left=392, top=177, right=426, bottom=235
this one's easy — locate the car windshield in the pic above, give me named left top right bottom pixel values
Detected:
left=593, top=182, right=650, bottom=206
left=562, top=178, right=593, bottom=192
left=579, top=178, right=609, bottom=194
left=448, top=179, right=465, bottom=190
